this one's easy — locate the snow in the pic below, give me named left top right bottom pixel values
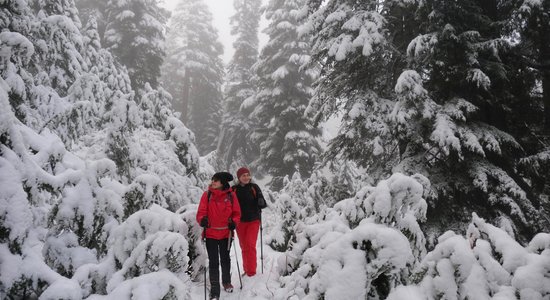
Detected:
left=92, top=270, right=190, bottom=300
left=2, top=0, right=550, bottom=298
left=0, top=31, right=35, bottom=61
left=467, top=68, right=491, bottom=90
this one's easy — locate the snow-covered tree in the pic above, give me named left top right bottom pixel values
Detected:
left=274, top=173, right=428, bottom=299
left=1, top=0, right=204, bottom=298
left=266, top=173, right=316, bottom=252
left=511, top=0, right=550, bottom=217
left=304, top=0, right=550, bottom=242
left=216, top=0, right=262, bottom=169
left=250, top=0, right=320, bottom=183
left=161, top=0, right=224, bottom=154
left=103, top=0, right=169, bottom=90
left=400, top=0, right=550, bottom=242
left=388, top=214, right=550, bottom=300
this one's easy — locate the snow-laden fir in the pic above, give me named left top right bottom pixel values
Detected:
left=1, top=0, right=550, bottom=299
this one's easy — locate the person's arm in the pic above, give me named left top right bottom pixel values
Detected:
left=196, top=191, right=208, bottom=225
left=253, top=183, right=267, bottom=209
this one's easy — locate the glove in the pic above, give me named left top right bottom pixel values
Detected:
left=200, top=217, right=208, bottom=228
left=228, top=219, right=236, bottom=230
left=258, top=197, right=267, bottom=209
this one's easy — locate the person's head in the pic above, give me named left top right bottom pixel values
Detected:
left=237, top=167, right=251, bottom=185
left=211, top=172, right=233, bottom=190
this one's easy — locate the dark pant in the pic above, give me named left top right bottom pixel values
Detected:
left=206, top=238, right=231, bottom=297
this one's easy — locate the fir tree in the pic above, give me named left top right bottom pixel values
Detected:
left=251, top=0, right=320, bottom=183
left=160, top=0, right=224, bottom=154
left=1, top=0, right=202, bottom=297
left=511, top=0, right=550, bottom=132
left=304, top=0, right=550, bottom=241
left=402, top=0, right=549, bottom=242
left=216, top=0, right=262, bottom=168
left=103, top=0, right=169, bottom=90
left=304, top=0, right=416, bottom=180
left=511, top=0, right=550, bottom=217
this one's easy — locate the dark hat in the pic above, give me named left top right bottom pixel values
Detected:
left=212, top=172, right=233, bottom=189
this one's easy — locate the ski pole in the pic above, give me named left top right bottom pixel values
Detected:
left=232, top=230, right=243, bottom=289
left=202, top=229, right=207, bottom=300
left=260, top=212, right=264, bottom=274
left=228, top=229, right=233, bottom=251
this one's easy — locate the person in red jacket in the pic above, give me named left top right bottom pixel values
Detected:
left=233, top=167, right=267, bottom=277
left=196, top=172, right=241, bottom=300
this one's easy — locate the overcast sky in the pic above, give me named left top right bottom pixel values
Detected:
left=160, top=0, right=268, bottom=65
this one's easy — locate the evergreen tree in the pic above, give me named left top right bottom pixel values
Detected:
left=160, top=0, right=224, bottom=154
left=511, top=0, right=550, bottom=217
left=304, top=0, right=550, bottom=241
left=103, top=0, right=169, bottom=90
left=275, top=173, right=428, bottom=299
left=251, top=0, right=320, bottom=183
left=304, top=0, right=417, bottom=180
left=1, top=0, right=203, bottom=297
left=512, top=0, right=550, bottom=132
left=402, top=0, right=549, bottom=242
left=216, top=0, right=262, bottom=168
left=388, top=214, right=550, bottom=300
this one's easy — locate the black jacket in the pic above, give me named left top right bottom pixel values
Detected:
left=232, top=183, right=266, bottom=222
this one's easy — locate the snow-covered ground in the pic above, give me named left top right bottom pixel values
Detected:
left=189, top=234, right=283, bottom=299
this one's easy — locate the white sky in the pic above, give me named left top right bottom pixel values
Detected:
left=160, top=0, right=268, bottom=65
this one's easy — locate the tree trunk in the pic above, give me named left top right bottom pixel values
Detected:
left=543, top=71, right=550, bottom=133
left=541, top=17, right=550, bottom=133
left=540, top=9, right=550, bottom=133
left=181, top=74, right=190, bottom=123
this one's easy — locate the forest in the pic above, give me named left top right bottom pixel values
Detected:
left=1, top=0, right=549, bottom=299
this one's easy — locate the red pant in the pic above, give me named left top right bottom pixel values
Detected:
left=236, top=220, right=260, bottom=276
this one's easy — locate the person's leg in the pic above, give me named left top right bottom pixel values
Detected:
left=206, top=239, right=220, bottom=298
left=245, top=220, right=260, bottom=276
left=236, top=222, right=249, bottom=274
left=219, top=238, right=231, bottom=284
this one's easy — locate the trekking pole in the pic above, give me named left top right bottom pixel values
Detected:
left=260, top=212, right=264, bottom=274
left=231, top=230, right=243, bottom=289
left=202, top=229, right=207, bottom=300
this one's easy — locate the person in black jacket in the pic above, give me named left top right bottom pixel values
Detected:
left=233, top=167, right=266, bottom=277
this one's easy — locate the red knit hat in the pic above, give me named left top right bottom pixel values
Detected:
left=236, top=167, right=250, bottom=179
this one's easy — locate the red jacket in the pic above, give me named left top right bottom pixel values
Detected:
left=196, top=186, right=241, bottom=239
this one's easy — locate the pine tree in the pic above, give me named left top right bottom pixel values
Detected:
left=1, top=0, right=203, bottom=297
left=510, top=0, right=550, bottom=132
left=103, top=0, right=169, bottom=90
left=160, top=0, right=224, bottom=154
left=216, top=0, right=262, bottom=168
left=388, top=214, right=550, bottom=299
left=303, top=0, right=417, bottom=180
left=401, top=0, right=549, bottom=242
left=275, top=173, right=428, bottom=299
left=511, top=0, right=550, bottom=218
left=304, top=0, right=550, bottom=241
left=251, top=0, right=320, bottom=183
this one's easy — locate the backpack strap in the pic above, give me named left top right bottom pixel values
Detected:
left=233, top=184, right=257, bottom=198
left=207, top=190, right=233, bottom=205
left=251, top=185, right=257, bottom=199
left=227, top=191, right=233, bottom=205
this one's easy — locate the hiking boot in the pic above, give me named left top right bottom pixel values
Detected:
left=223, top=282, right=234, bottom=293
